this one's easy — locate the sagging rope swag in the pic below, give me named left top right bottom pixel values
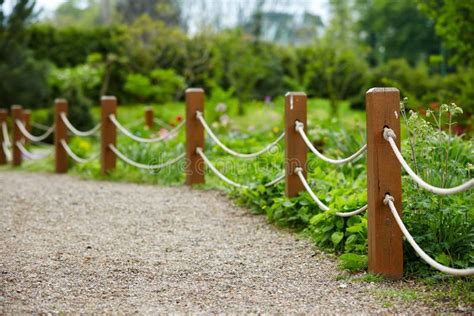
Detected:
left=109, top=113, right=185, bottom=143
left=60, top=140, right=99, bottom=164
left=16, top=119, right=55, bottom=142
left=109, top=144, right=185, bottom=170
left=384, top=194, right=474, bottom=276
left=16, top=141, right=52, bottom=160
left=295, top=121, right=367, bottom=164
left=196, top=147, right=285, bottom=188
left=60, top=112, right=101, bottom=137
left=383, top=127, right=474, bottom=195
left=1, top=122, right=12, bottom=161
left=196, top=111, right=285, bottom=158
left=294, top=167, right=368, bottom=217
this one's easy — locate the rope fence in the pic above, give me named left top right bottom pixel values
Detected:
left=383, top=127, right=474, bottom=195
left=16, top=119, right=54, bottom=142
left=294, top=167, right=368, bottom=217
left=60, top=112, right=101, bottom=137
left=1, top=87, right=473, bottom=279
left=109, top=144, right=185, bottom=170
left=109, top=113, right=185, bottom=143
left=196, top=111, right=285, bottom=158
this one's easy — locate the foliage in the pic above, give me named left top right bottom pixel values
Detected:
left=299, top=41, right=369, bottom=114
left=117, top=0, right=182, bottom=26
left=48, top=53, right=105, bottom=129
left=0, top=0, right=51, bottom=109
left=418, top=0, right=474, bottom=66
left=26, top=23, right=125, bottom=67
left=124, top=68, right=185, bottom=103
left=53, top=0, right=102, bottom=28
left=356, top=0, right=441, bottom=66
left=401, top=100, right=473, bottom=275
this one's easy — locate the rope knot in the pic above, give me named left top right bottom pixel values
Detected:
left=383, top=194, right=395, bottom=205
left=196, top=111, right=203, bottom=118
left=294, top=167, right=303, bottom=174
left=383, top=127, right=396, bottom=141
left=295, top=121, right=304, bottom=132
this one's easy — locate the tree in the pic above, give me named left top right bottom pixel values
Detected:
left=355, top=0, right=441, bottom=66
left=418, top=0, right=474, bottom=66
left=53, top=0, right=101, bottom=28
left=116, top=0, right=181, bottom=26
left=0, top=0, right=50, bottom=109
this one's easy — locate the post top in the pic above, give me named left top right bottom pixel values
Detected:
left=0, top=108, right=8, bottom=114
left=186, top=88, right=204, bottom=93
left=54, top=98, right=67, bottom=103
left=366, top=87, right=399, bottom=95
left=285, top=92, right=307, bottom=97
left=11, top=105, right=22, bottom=110
left=101, top=96, right=117, bottom=101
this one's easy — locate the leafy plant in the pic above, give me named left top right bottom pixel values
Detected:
left=124, top=68, right=185, bottom=103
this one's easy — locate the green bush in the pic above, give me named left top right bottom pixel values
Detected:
left=26, top=24, right=125, bottom=67
left=47, top=54, right=104, bottom=129
left=124, top=68, right=185, bottom=103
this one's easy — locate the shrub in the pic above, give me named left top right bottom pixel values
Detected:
left=47, top=54, right=104, bottom=129
left=124, top=68, right=185, bottom=103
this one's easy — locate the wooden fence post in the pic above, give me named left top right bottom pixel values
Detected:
left=185, top=88, right=205, bottom=185
left=11, top=105, right=22, bottom=166
left=101, top=96, right=117, bottom=175
left=145, top=107, right=153, bottom=129
left=54, top=99, right=68, bottom=173
left=0, top=109, right=7, bottom=164
left=285, top=92, right=307, bottom=197
left=22, top=110, right=31, bottom=145
left=366, top=87, right=403, bottom=279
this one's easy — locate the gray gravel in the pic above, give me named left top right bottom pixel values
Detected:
left=0, top=171, right=461, bottom=313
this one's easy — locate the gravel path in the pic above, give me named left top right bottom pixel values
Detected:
left=0, top=171, right=460, bottom=313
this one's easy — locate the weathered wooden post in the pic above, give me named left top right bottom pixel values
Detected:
left=11, top=105, right=22, bottom=166
left=0, top=109, right=7, bottom=164
left=145, top=107, right=154, bottom=129
left=285, top=92, right=307, bottom=197
left=101, top=96, right=117, bottom=175
left=185, top=88, right=205, bottom=185
left=366, top=87, right=403, bottom=279
left=22, top=110, right=31, bottom=145
left=54, top=99, right=68, bottom=173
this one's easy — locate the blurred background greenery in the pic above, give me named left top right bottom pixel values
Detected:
left=1, top=0, right=473, bottom=130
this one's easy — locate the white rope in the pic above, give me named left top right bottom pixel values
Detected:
left=60, top=139, right=99, bottom=164
left=16, top=120, right=55, bottom=142
left=154, top=117, right=172, bottom=129
left=127, top=118, right=145, bottom=129
left=196, top=111, right=285, bottom=158
left=16, top=141, right=52, bottom=160
left=264, top=173, right=285, bottom=187
left=384, top=195, right=474, bottom=276
left=295, top=121, right=367, bottom=165
left=196, top=147, right=284, bottom=188
left=108, top=144, right=185, bottom=170
left=32, top=122, right=52, bottom=131
left=109, top=114, right=185, bottom=143
left=384, top=128, right=474, bottom=195
left=295, top=167, right=367, bottom=217
left=60, top=112, right=100, bottom=137
left=2, top=141, right=12, bottom=161
left=2, top=122, right=11, bottom=147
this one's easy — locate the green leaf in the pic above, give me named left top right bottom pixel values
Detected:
left=331, top=231, right=344, bottom=246
left=435, top=253, right=451, bottom=266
